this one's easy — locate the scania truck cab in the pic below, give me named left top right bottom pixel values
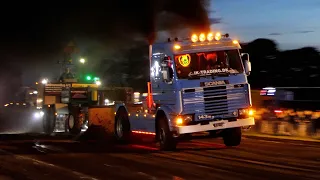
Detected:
left=108, top=32, right=255, bottom=150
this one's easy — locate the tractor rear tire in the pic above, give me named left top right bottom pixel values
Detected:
left=42, top=105, right=56, bottom=135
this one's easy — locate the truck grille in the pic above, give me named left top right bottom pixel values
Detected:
left=182, top=84, right=249, bottom=120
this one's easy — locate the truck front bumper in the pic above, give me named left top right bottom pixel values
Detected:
left=174, top=117, right=255, bottom=135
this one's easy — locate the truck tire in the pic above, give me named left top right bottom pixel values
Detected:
left=223, top=127, right=242, bottom=147
left=67, top=107, right=82, bottom=135
left=157, top=117, right=177, bottom=151
left=115, top=108, right=131, bottom=144
left=42, top=105, right=56, bottom=135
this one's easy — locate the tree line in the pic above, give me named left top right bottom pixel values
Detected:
left=241, top=39, right=320, bottom=88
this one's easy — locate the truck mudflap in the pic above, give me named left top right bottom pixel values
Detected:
left=175, top=117, right=255, bottom=134
left=88, top=106, right=116, bottom=136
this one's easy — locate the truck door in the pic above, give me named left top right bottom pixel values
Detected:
left=159, top=56, right=176, bottom=106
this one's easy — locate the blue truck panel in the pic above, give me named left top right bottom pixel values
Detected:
left=128, top=33, right=254, bottom=135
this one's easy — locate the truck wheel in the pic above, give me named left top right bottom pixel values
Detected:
left=223, top=127, right=242, bottom=147
left=67, top=107, right=82, bottom=135
left=42, top=105, right=56, bottom=135
left=115, top=108, right=131, bottom=143
left=67, top=114, right=82, bottom=135
left=158, top=118, right=177, bottom=151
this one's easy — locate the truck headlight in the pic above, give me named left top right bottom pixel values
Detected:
left=238, top=108, right=254, bottom=118
left=175, top=115, right=193, bottom=126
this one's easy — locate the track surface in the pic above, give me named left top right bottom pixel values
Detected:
left=0, top=133, right=319, bottom=180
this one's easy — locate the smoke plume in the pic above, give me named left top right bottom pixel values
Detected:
left=0, top=1, right=212, bottom=89
left=0, top=1, right=212, bottom=57
left=60, top=0, right=211, bottom=44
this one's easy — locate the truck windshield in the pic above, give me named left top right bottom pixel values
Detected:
left=174, top=49, right=243, bottom=79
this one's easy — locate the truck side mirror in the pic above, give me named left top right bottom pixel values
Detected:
left=241, top=53, right=251, bottom=76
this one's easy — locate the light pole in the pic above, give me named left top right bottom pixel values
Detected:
left=79, top=58, right=86, bottom=80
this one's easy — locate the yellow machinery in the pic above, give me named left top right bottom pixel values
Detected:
left=37, top=81, right=134, bottom=135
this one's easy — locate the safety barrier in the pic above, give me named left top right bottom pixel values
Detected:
left=249, top=108, right=320, bottom=139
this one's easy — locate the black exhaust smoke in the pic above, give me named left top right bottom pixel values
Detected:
left=61, top=0, right=211, bottom=44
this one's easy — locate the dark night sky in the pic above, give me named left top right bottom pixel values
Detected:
left=1, top=0, right=319, bottom=87
left=0, top=1, right=212, bottom=85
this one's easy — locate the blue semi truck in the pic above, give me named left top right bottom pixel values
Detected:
left=88, top=32, right=255, bottom=150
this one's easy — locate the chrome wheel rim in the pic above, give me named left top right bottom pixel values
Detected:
left=159, top=128, right=165, bottom=144
left=116, top=117, right=123, bottom=138
left=68, top=115, right=74, bottom=129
